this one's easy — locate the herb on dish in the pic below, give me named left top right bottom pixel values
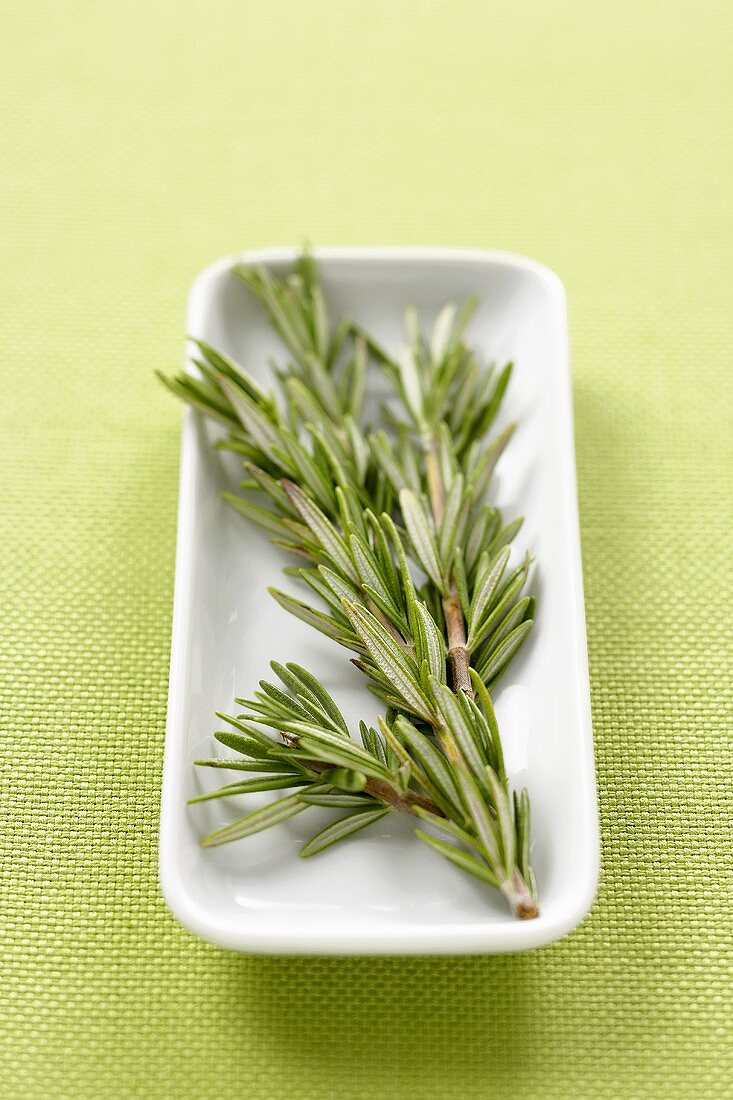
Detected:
left=160, top=253, right=538, bottom=919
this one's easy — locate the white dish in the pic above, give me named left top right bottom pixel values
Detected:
left=159, top=247, right=599, bottom=954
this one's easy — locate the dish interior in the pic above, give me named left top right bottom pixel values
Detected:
left=160, top=250, right=597, bottom=953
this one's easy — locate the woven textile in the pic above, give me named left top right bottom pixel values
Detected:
left=1, top=2, right=731, bottom=1097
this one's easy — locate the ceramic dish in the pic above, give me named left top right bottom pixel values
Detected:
left=159, top=247, right=599, bottom=954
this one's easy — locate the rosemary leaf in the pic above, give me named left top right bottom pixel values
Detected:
left=162, top=250, right=540, bottom=920
left=414, top=830, right=501, bottom=890
left=301, top=807, right=392, bottom=858
left=200, top=792, right=309, bottom=847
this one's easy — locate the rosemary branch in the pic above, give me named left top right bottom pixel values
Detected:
left=161, top=251, right=539, bottom=919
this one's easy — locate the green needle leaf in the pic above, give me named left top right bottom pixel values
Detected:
left=485, top=767, right=516, bottom=873
left=282, top=481, right=359, bottom=583
left=320, top=767, right=368, bottom=792
left=393, top=716, right=462, bottom=812
left=301, top=807, right=391, bottom=858
left=299, top=790, right=379, bottom=809
left=431, top=678, right=487, bottom=781
left=415, top=602, right=447, bottom=683
left=468, top=546, right=511, bottom=642
left=200, top=792, right=308, bottom=847
left=411, top=805, right=483, bottom=853
left=189, top=776, right=309, bottom=803
left=397, top=345, right=425, bottom=423
left=190, top=338, right=273, bottom=407
left=399, top=489, right=444, bottom=590
left=221, top=495, right=295, bottom=539
left=477, top=620, right=534, bottom=684
left=414, top=830, right=500, bottom=890
left=278, top=662, right=350, bottom=737
left=296, top=735, right=390, bottom=782
left=468, top=669, right=505, bottom=782
left=430, top=303, right=457, bottom=362
left=268, top=588, right=351, bottom=643
left=343, top=601, right=434, bottom=721
left=217, top=376, right=282, bottom=463
left=195, top=757, right=301, bottom=775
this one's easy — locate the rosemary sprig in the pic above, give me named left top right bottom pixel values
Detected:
left=161, top=252, right=539, bottom=919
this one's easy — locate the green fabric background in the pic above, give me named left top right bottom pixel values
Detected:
left=2, top=2, right=731, bottom=1096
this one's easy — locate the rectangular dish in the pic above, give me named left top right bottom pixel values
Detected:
left=159, top=247, right=599, bottom=954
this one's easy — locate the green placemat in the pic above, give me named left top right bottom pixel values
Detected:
left=2, top=2, right=731, bottom=1097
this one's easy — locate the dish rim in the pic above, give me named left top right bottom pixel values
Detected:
left=158, top=245, right=599, bottom=954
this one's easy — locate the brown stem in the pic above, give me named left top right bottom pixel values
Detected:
left=444, top=586, right=472, bottom=695
left=502, top=869, right=539, bottom=921
left=299, top=754, right=443, bottom=816
left=363, top=777, right=441, bottom=815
